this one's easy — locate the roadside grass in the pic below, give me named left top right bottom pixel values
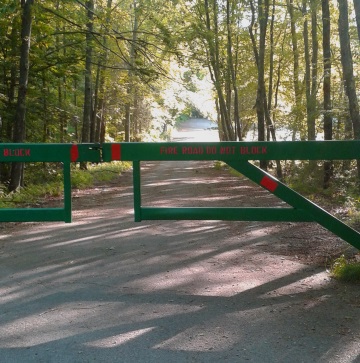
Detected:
left=0, top=161, right=131, bottom=208
left=330, top=255, right=360, bottom=283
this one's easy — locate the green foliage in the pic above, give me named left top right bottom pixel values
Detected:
left=283, top=160, right=360, bottom=230
left=213, top=161, right=226, bottom=170
left=286, top=162, right=325, bottom=196
left=1, top=0, right=360, bottom=191
left=71, top=161, right=131, bottom=188
left=0, top=181, right=63, bottom=208
left=24, top=163, right=63, bottom=185
left=331, top=255, right=360, bottom=283
left=71, top=169, right=94, bottom=189
left=0, top=161, right=131, bottom=208
left=87, top=161, right=131, bottom=183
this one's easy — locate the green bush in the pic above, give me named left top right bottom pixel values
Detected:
left=71, top=169, right=94, bottom=189
left=331, top=255, right=360, bottom=283
left=213, top=161, right=227, bottom=170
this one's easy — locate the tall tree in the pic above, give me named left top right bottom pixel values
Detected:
left=287, top=0, right=304, bottom=140
left=94, top=0, right=113, bottom=144
left=81, top=0, right=94, bottom=146
left=203, top=0, right=234, bottom=141
left=124, top=0, right=139, bottom=142
left=322, top=0, right=333, bottom=188
left=303, top=0, right=318, bottom=141
left=226, top=0, right=242, bottom=140
left=9, top=0, right=34, bottom=192
left=354, top=0, right=360, bottom=43
left=337, top=0, right=360, bottom=179
left=251, top=0, right=270, bottom=169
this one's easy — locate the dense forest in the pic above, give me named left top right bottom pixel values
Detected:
left=0, top=0, right=360, bottom=192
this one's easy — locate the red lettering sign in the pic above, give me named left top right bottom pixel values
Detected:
left=160, top=146, right=178, bottom=155
left=3, top=148, right=31, bottom=157
left=239, top=146, right=267, bottom=155
left=182, top=146, right=204, bottom=155
left=220, top=146, right=235, bottom=154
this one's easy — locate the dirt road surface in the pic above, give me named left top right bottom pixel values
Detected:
left=0, top=119, right=359, bottom=363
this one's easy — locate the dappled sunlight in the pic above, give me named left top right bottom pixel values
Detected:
left=1, top=220, right=359, bottom=361
left=0, top=299, right=204, bottom=348
left=0, top=287, right=30, bottom=305
left=44, top=234, right=107, bottom=248
left=154, top=321, right=242, bottom=352
left=86, top=327, right=156, bottom=348
left=139, top=160, right=285, bottom=209
left=143, top=178, right=220, bottom=187
left=122, top=243, right=306, bottom=297
left=319, top=339, right=360, bottom=363
left=262, top=271, right=331, bottom=300
left=1, top=121, right=359, bottom=361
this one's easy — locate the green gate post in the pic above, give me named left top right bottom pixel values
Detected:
left=133, top=160, right=142, bottom=222
left=63, top=161, right=72, bottom=223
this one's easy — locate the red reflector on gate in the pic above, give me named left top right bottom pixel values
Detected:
left=70, top=144, right=79, bottom=162
left=111, top=144, right=121, bottom=160
left=260, top=176, right=278, bottom=192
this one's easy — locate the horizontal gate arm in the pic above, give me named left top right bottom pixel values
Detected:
left=0, top=208, right=67, bottom=222
left=140, top=207, right=314, bottom=222
left=0, top=143, right=101, bottom=162
left=226, top=161, right=360, bottom=250
left=102, top=141, right=360, bottom=161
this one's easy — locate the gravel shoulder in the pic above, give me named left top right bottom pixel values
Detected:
left=0, top=119, right=359, bottom=363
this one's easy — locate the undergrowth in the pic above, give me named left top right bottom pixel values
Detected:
left=0, top=161, right=131, bottom=208
left=330, top=255, right=360, bottom=283
left=216, top=159, right=360, bottom=230
left=283, top=160, right=360, bottom=230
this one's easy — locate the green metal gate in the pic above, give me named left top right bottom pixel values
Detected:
left=102, top=141, right=360, bottom=250
left=0, top=143, right=100, bottom=222
left=0, top=141, right=359, bottom=250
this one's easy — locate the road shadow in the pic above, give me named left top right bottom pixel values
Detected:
left=0, top=157, right=359, bottom=362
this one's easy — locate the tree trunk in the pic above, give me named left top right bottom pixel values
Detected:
left=354, top=0, right=360, bottom=43
left=9, top=0, right=34, bottom=192
left=337, top=0, right=360, bottom=179
left=42, top=72, right=49, bottom=142
left=257, top=0, right=269, bottom=170
left=124, top=0, right=139, bottom=142
left=91, top=62, right=100, bottom=142
left=204, top=0, right=234, bottom=141
left=322, top=0, right=333, bottom=188
left=287, top=0, right=304, bottom=139
left=6, top=25, right=18, bottom=142
left=81, top=0, right=94, bottom=146
left=303, top=0, right=318, bottom=141
left=268, top=0, right=275, bottom=114
left=94, top=61, right=102, bottom=143
left=226, top=0, right=242, bottom=141
left=95, top=0, right=112, bottom=144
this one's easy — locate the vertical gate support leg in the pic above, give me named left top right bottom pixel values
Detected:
left=133, top=160, right=142, bottom=222
left=63, top=161, right=72, bottom=223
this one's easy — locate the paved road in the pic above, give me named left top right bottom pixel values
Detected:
left=0, top=119, right=359, bottom=362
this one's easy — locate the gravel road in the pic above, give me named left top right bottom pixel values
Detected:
left=0, top=119, right=359, bottom=363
